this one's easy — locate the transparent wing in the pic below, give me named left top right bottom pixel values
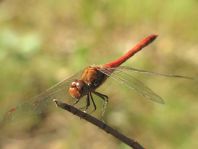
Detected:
left=0, top=71, right=82, bottom=125
left=109, top=66, right=195, bottom=80
left=98, top=67, right=165, bottom=104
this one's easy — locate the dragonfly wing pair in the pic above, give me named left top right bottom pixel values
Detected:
left=98, top=66, right=165, bottom=104
left=0, top=72, right=82, bottom=124
left=98, top=66, right=195, bottom=104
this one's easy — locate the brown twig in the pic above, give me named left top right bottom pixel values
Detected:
left=53, top=99, right=145, bottom=149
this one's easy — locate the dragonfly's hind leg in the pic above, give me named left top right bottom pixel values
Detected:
left=93, top=91, right=109, bottom=102
left=93, top=91, right=109, bottom=117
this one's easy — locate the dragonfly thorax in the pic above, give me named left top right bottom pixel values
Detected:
left=69, top=66, right=108, bottom=99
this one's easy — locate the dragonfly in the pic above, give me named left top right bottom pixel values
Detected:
left=1, top=34, right=194, bottom=124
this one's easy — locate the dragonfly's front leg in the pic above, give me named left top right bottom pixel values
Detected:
left=85, top=94, right=90, bottom=111
left=90, top=92, right=96, bottom=111
left=79, top=94, right=90, bottom=112
left=73, top=98, right=80, bottom=105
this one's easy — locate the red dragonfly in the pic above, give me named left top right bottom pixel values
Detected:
left=1, top=34, right=194, bottom=122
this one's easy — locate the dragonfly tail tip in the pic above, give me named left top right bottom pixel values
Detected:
left=150, top=34, right=158, bottom=41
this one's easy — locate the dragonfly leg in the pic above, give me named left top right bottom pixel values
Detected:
left=93, top=91, right=109, bottom=102
left=85, top=94, right=90, bottom=111
left=79, top=94, right=90, bottom=112
left=73, top=99, right=80, bottom=105
left=90, top=92, right=96, bottom=111
left=93, top=91, right=108, bottom=118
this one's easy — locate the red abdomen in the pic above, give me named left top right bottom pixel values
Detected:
left=103, top=34, right=157, bottom=68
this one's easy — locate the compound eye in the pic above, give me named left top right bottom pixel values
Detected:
left=71, top=81, right=76, bottom=87
left=76, top=82, right=80, bottom=86
left=76, top=81, right=84, bottom=90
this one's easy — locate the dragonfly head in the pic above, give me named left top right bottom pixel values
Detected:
left=69, top=80, right=87, bottom=99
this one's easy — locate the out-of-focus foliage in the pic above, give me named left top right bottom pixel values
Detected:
left=0, top=0, right=197, bottom=149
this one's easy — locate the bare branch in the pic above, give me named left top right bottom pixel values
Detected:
left=53, top=99, right=145, bottom=149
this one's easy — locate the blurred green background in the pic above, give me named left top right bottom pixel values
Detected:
left=0, top=0, right=198, bottom=149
